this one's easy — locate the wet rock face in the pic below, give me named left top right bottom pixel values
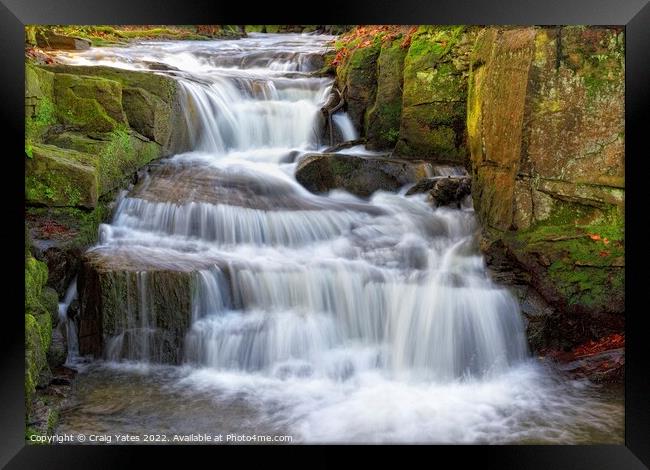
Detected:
left=295, top=153, right=433, bottom=197
left=78, top=252, right=193, bottom=364
left=333, top=26, right=475, bottom=162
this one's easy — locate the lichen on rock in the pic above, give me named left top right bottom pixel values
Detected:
left=394, top=26, right=476, bottom=162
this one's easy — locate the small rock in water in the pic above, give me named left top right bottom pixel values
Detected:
left=406, top=176, right=472, bottom=208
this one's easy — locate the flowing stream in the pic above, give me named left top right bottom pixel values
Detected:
left=53, top=33, right=622, bottom=444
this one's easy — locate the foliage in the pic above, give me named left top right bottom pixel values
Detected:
left=331, top=26, right=416, bottom=67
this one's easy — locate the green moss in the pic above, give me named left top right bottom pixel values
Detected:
left=25, top=426, right=42, bottom=443
left=46, top=409, right=59, bottom=435
left=395, top=26, right=470, bottom=160
left=98, top=127, right=132, bottom=189
left=25, top=313, right=47, bottom=410
left=512, top=206, right=624, bottom=311
left=44, top=65, right=178, bottom=105
left=25, top=255, right=48, bottom=311
left=55, top=73, right=126, bottom=133
left=339, top=41, right=381, bottom=85
left=35, top=310, right=53, bottom=351
left=25, top=143, right=99, bottom=208
left=97, top=127, right=161, bottom=193
left=245, top=25, right=266, bottom=33
left=25, top=95, right=56, bottom=143
left=365, top=38, right=407, bottom=149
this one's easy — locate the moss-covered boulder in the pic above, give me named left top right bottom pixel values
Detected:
left=295, top=153, right=433, bottom=197
left=365, top=37, right=408, bottom=150
left=78, top=253, right=193, bottom=364
left=53, top=73, right=127, bottom=132
left=25, top=63, right=182, bottom=211
left=48, top=129, right=161, bottom=196
left=25, top=65, right=56, bottom=145
left=122, top=87, right=172, bottom=145
left=44, top=64, right=181, bottom=150
left=25, top=143, right=99, bottom=208
left=394, top=26, right=475, bottom=162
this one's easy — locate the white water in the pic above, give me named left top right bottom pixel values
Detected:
left=57, top=278, right=79, bottom=366
left=54, top=34, right=622, bottom=443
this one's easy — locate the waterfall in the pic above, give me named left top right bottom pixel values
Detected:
left=60, top=33, right=529, bottom=379
left=58, top=278, right=79, bottom=366
left=49, top=33, right=624, bottom=445
left=332, top=112, right=358, bottom=142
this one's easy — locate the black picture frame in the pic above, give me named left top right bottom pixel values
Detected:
left=2, top=0, right=649, bottom=468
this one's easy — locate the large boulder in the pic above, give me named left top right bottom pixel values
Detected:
left=295, top=153, right=433, bottom=197
left=25, top=64, right=181, bottom=209
left=43, top=64, right=184, bottom=154
left=25, top=143, right=99, bottom=208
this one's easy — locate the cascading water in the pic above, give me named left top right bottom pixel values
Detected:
left=53, top=33, right=623, bottom=444
left=58, top=278, right=79, bottom=366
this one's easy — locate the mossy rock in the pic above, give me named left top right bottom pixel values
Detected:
left=25, top=143, right=99, bottom=208
left=25, top=64, right=57, bottom=158
left=25, top=64, right=55, bottom=110
left=365, top=38, right=407, bottom=150
left=245, top=25, right=266, bottom=33
left=396, top=103, right=467, bottom=161
left=43, top=65, right=178, bottom=105
left=339, top=42, right=381, bottom=134
left=39, top=129, right=162, bottom=203
left=506, top=217, right=624, bottom=316
left=41, top=64, right=180, bottom=152
left=394, top=26, right=473, bottom=162
left=52, top=73, right=126, bottom=133
left=25, top=313, right=51, bottom=411
left=122, top=86, right=172, bottom=145
left=25, top=255, right=48, bottom=312
left=95, top=129, right=162, bottom=194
